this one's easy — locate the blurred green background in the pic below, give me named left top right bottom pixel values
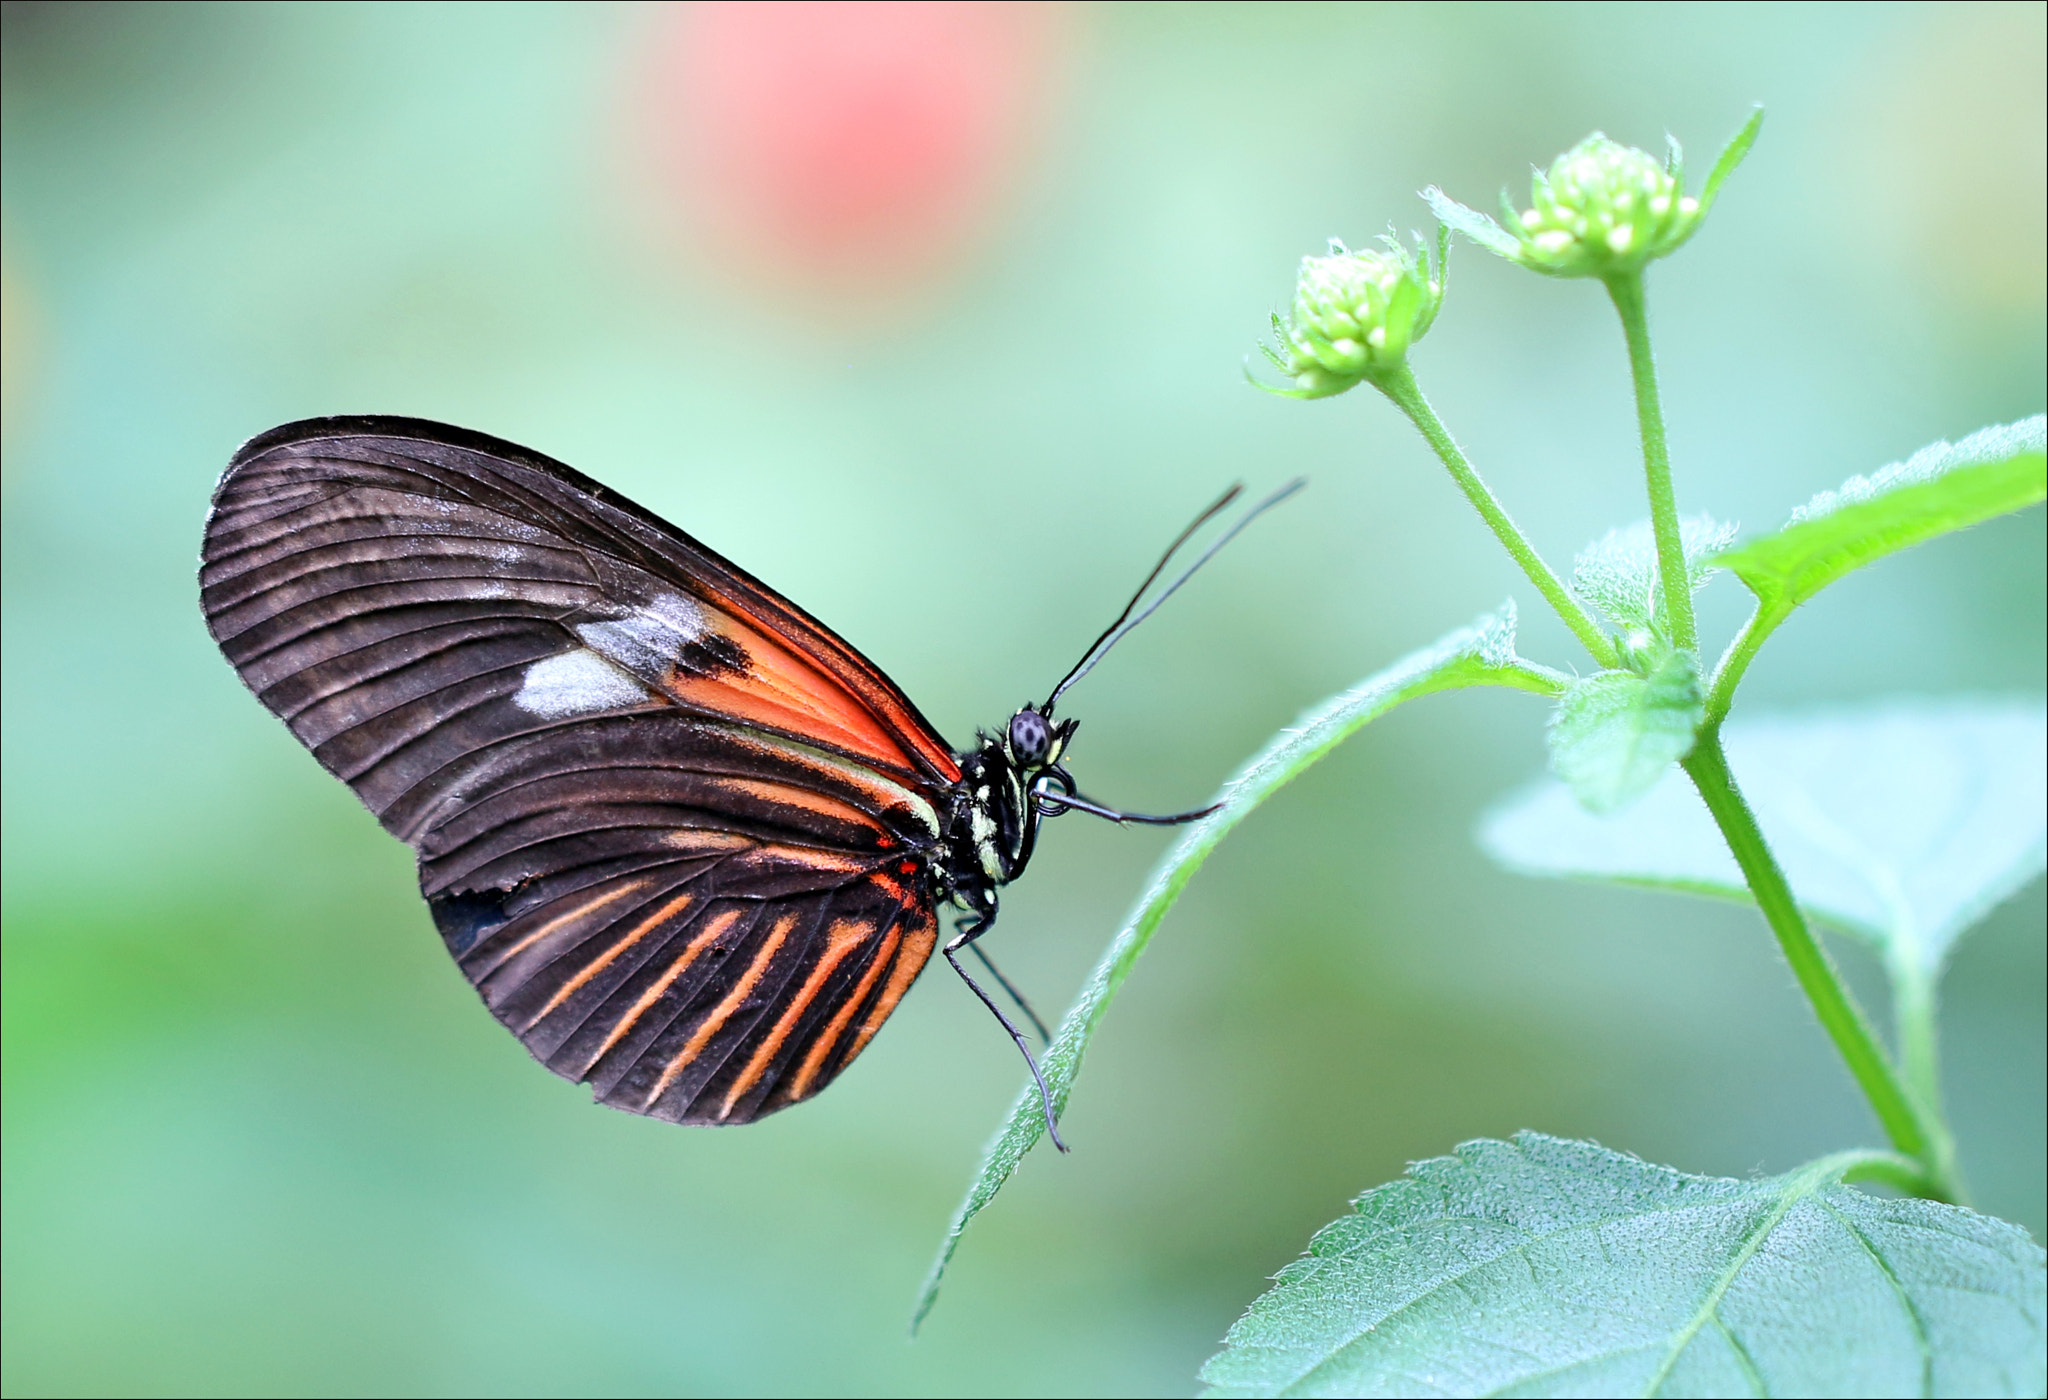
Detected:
left=3, top=3, right=2042, bottom=1396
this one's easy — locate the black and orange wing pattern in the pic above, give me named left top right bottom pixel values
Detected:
left=200, top=417, right=959, bottom=1123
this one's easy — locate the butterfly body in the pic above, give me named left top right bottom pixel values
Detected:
left=200, top=417, right=1141, bottom=1132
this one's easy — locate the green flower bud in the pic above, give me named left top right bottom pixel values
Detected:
left=1425, top=109, right=1762, bottom=281
left=1258, top=231, right=1447, bottom=399
left=1512, top=134, right=1697, bottom=276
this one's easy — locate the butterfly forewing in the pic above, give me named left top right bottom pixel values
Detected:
left=200, top=417, right=959, bottom=1122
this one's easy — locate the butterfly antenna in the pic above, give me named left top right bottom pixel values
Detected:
left=1042, top=483, right=1242, bottom=714
left=1044, top=478, right=1305, bottom=713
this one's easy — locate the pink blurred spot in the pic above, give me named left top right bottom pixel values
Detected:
left=640, top=1, right=1064, bottom=297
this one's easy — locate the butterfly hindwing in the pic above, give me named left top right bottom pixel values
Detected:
left=199, top=417, right=959, bottom=1121
left=442, top=859, right=938, bottom=1123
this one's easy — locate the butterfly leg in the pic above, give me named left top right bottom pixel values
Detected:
left=945, top=904, right=1070, bottom=1153
left=968, top=942, right=1052, bottom=1042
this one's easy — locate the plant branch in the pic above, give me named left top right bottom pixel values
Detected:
left=1886, top=952, right=1964, bottom=1202
left=1605, top=272, right=1698, bottom=654
left=1703, top=600, right=1778, bottom=725
left=1831, top=1149, right=1944, bottom=1199
left=1377, top=366, right=1620, bottom=669
left=1889, top=960, right=1941, bottom=1121
left=1681, top=729, right=1958, bottom=1201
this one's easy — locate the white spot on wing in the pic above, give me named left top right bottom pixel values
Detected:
left=574, top=593, right=709, bottom=674
left=513, top=648, right=651, bottom=718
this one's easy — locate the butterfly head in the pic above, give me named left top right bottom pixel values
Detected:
left=1005, top=703, right=1075, bottom=774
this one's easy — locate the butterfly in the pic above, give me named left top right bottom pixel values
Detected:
left=200, top=417, right=1294, bottom=1147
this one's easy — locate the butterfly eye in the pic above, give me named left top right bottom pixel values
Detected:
left=1008, top=707, right=1051, bottom=765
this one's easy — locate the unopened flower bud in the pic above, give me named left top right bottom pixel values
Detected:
left=1259, top=232, right=1446, bottom=398
left=1511, top=135, right=1697, bottom=277
left=1425, top=109, right=1761, bottom=281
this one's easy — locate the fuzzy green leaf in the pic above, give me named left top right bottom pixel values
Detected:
left=1200, top=1133, right=2047, bottom=1399
left=1420, top=186, right=1520, bottom=258
left=1717, top=416, right=2045, bottom=621
left=1547, top=653, right=1703, bottom=814
left=1484, top=698, right=2047, bottom=977
left=912, top=606, right=1562, bottom=1331
left=1573, top=515, right=1737, bottom=634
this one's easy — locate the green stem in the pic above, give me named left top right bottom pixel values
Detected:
left=1833, top=1149, right=1942, bottom=1199
left=1891, top=961, right=1941, bottom=1119
left=1605, top=272, right=1697, bottom=654
left=1682, top=729, right=1957, bottom=1201
left=1888, top=954, right=1964, bottom=1201
left=1377, top=366, right=1619, bottom=669
left=1703, top=601, right=1779, bottom=727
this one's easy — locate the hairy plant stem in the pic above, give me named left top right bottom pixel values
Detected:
left=1605, top=272, right=1698, bottom=654
left=1613, top=276, right=1963, bottom=1199
left=1682, top=729, right=1960, bottom=1202
left=1832, top=1149, right=1944, bottom=1200
left=1704, top=601, right=1773, bottom=726
left=1890, top=962, right=1941, bottom=1122
left=1888, top=954, right=1963, bottom=1199
left=1377, top=366, right=1619, bottom=669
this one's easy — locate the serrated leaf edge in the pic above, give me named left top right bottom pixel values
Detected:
left=1784, top=416, right=2046, bottom=529
left=1202, top=1134, right=2028, bottom=1397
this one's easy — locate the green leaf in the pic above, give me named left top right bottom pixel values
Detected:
left=1420, top=186, right=1521, bottom=258
left=1716, top=416, right=2046, bottom=622
left=1698, top=105, right=1764, bottom=211
left=1484, top=698, right=2047, bottom=977
left=1199, top=1133, right=2047, bottom=1399
left=912, top=606, right=1562, bottom=1331
left=1572, top=515, right=1737, bottom=634
left=1547, top=652, right=1703, bottom=814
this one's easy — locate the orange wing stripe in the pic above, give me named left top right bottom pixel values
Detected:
left=716, top=776, right=885, bottom=835
left=726, top=619, right=925, bottom=771
left=520, top=891, right=696, bottom=1032
left=693, top=578, right=961, bottom=782
left=665, top=612, right=952, bottom=781
left=660, top=830, right=755, bottom=857
left=473, top=879, right=648, bottom=978
left=716, top=917, right=873, bottom=1119
left=669, top=675, right=901, bottom=781
left=583, top=906, right=744, bottom=1073
left=840, top=908, right=938, bottom=1067
left=786, top=922, right=902, bottom=1102
left=645, top=910, right=798, bottom=1110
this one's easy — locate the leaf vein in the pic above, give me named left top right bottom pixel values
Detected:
left=1815, top=1198, right=1934, bottom=1397
left=1640, top=1158, right=1845, bottom=1395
